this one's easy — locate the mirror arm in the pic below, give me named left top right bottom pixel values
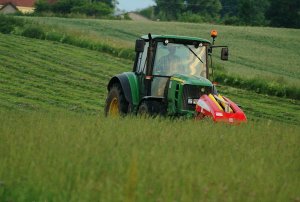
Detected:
left=209, top=54, right=214, bottom=82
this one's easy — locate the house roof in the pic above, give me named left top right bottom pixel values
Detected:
left=0, top=0, right=35, bottom=7
left=0, top=2, right=18, bottom=11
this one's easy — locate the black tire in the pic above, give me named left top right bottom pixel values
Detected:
left=105, top=84, right=128, bottom=117
left=138, top=100, right=166, bottom=117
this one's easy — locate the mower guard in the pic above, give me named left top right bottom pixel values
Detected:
left=196, top=94, right=247, bottom=124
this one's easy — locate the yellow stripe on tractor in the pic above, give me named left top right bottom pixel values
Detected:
left=208, top=94, right=223, bottom=111
left=171, top=77, right=185, bottom=84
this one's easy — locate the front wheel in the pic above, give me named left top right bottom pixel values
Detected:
left=138, top=100, right=166, bottom=117
left=105, top=84, right=128, bottom=117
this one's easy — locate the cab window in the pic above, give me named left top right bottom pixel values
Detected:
left=136, top=42, right=149, bottom=74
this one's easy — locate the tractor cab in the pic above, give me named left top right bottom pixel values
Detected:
left=134, top=35, right=211, bottom=99
left=132, top=34, right=219, bottom=116
left=105, top=33, right=246, bottom=123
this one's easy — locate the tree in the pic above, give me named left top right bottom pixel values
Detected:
left=90, top=0, right=118, bottom=8
left=72, top=2, right=113, bottom=16
left=186, top=0, right=222, bottom=20
left=154, top=0, right=185, bottom=20
left=35, top=0, right=115, bottom=16
left=154, top=0, right=222, bottom=21
left=220, top=0, right=238, bottom=17
left=35, top=0, right=51, bottom=12
left=267, top=0, right=300, bottom=28
left=237, top=0, right=269, bottom=26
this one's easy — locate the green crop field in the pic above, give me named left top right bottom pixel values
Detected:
left=0, top=17, right=300, bottom=201
left=0, top=33, right=131, bottom=113
left=26, top=17, right=300, bottom=87
left=0, top=112, right=299, bottom=201
left=0, top=33, right=299, bottom=123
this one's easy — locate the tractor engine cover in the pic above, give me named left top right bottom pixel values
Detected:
left=195, top=94, right=247, bottom=124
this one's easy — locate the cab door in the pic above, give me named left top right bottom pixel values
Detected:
left=134, top=42, right=149, bottom=99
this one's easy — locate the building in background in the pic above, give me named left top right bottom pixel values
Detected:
left=0, top=2, right=19, bottom=14
left=0, top=0, right=35, bottom=13
left=0, top=0, right=55, bottom=14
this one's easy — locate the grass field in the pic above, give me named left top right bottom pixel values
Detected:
left=0, top=18, right=300, bottom=201
left=0, top=112, right=299, bottom=201
left=0, top=33, right=299, bottom=123
left=25, top=17, right=300, bottom=87
left=0, top=33, right=131, bottom=113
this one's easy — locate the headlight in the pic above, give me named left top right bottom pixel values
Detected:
left=188, top=99, right=199, bottom=105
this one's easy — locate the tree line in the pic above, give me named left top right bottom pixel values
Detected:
left=34, top=0, right=299, bottom=28
left=140, top=0, right=299, bottom=28
left=35, top=0, right=117, bottom=17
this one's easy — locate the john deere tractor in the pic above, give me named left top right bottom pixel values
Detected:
left=105, top=31, right=247, bottom=123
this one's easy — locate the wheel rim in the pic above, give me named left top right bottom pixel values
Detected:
left=108, top=98, right=119, bottom=116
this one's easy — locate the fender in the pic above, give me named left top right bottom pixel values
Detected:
left=107, top=72, right=140, bottom=111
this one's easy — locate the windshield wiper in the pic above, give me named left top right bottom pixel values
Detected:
left=184, top=45, right=204, bottom=64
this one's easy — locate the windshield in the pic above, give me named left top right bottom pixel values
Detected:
left=153, top=42, right=207, bottom=77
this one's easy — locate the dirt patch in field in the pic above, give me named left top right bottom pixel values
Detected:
left=128, top=12, right=150, bottom=21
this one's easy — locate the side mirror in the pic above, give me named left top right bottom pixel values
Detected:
left=221, top=47, right=229, bottom=60
left=135, top=39, right=145, bottom=52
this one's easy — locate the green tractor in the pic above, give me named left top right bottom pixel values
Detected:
left=105, top=31, right=246, bottom=123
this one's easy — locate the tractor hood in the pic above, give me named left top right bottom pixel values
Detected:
left=170, top=74, right=213, bottom=87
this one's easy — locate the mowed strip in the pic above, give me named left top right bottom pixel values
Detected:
left=27, top=17, right=300, bottom=86
left=219, top=86, right=300, bottom=124
left=0, top=34, right=299, bottom=124
left=0, top=34, right=132, bottom=112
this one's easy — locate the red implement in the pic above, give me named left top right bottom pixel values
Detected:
left=195, top=94, right=247, bottom=124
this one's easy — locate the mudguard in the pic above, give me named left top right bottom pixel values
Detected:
left=107, top=73, right=140, bottom=112
left=107, top=74, right=132, bottom=103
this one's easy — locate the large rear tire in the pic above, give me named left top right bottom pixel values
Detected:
left=105, top=84, right=128, bottom=117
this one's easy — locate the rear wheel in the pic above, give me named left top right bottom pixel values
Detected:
left=105, top=84, right=128, bottom=117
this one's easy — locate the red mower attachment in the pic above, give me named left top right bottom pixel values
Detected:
left=195, top=94, right=247, bottom=124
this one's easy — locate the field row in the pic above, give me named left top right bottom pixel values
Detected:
left=27, top=17, right=300, bottom=86
left=0, top=34, right=131, bottom=112
left=0, top=34, right=299, bottom=123
left=218, top=86, right=300, bottom=124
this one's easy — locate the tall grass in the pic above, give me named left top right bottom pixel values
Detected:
left=215, top=72, right=300, bottom=99
left=0, top=111, right=299, bottom=201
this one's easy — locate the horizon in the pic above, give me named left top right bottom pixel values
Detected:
left=117, top=0, right=155, bottom=12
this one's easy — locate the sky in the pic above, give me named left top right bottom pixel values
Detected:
left=117, top=0, right=155, bottom=12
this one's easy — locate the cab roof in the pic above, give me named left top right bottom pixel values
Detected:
left=141, top=34, right=211, bottom=44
